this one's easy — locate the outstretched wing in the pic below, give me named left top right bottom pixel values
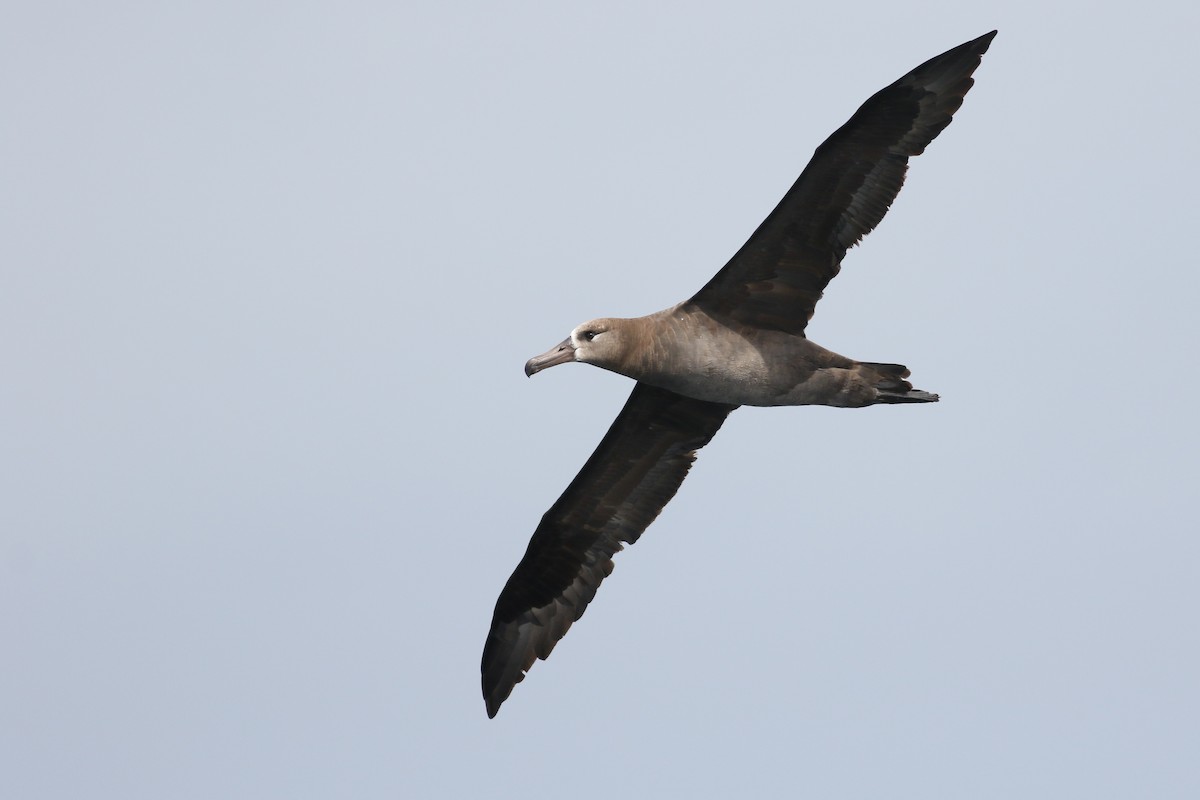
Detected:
left=688, top=31, right=995, bottom=335
left=482, top=383, right=736, bottom=717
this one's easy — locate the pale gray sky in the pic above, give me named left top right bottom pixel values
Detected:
left=3, top=2, right=1198, bottom=798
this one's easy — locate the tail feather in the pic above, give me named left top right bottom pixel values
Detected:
left=875, top=388, right=939, bottom=404
left=860, top=361, right=939, bottom=404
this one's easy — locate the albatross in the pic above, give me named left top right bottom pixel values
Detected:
left=482, top=31, right=996, bottom=717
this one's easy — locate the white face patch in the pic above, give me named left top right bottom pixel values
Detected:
left=570, top=321, right=605, bottom=350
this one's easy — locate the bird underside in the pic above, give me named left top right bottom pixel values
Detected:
left=629, top=332, right=939, bottom=408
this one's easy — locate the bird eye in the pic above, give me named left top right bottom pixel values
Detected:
left=583, top=331, right=596, bottom=341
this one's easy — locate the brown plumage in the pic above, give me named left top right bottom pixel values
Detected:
left=483, top=31, right=996, bottom=717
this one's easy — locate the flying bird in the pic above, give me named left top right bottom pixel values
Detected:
left=482, top=31, right=996, bottom=717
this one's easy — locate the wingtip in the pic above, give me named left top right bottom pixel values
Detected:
left=970, top=30, right=998, bottom=54
left=482, top=667, right=508, bottom=719
left=483, top=679, right=506, bottom=718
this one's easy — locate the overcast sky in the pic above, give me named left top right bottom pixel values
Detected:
left=3, top=2, right=1198, bottom=798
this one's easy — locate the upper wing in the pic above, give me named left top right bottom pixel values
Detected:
left=482, top=383, right=736, bottom=717
left=688, top=31, right=995, bottom=335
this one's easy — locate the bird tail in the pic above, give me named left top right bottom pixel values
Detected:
left=860, top=362, right=939, bottom=404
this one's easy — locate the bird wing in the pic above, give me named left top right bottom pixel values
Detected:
left=687, top=31, right=995, bottom=335
left=482, top=383, right=736, bottom=717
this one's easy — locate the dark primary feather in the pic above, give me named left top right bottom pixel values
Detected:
left=482, top=383, right=735, bottom=717
left=688, top=30, right=995, bottom=335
